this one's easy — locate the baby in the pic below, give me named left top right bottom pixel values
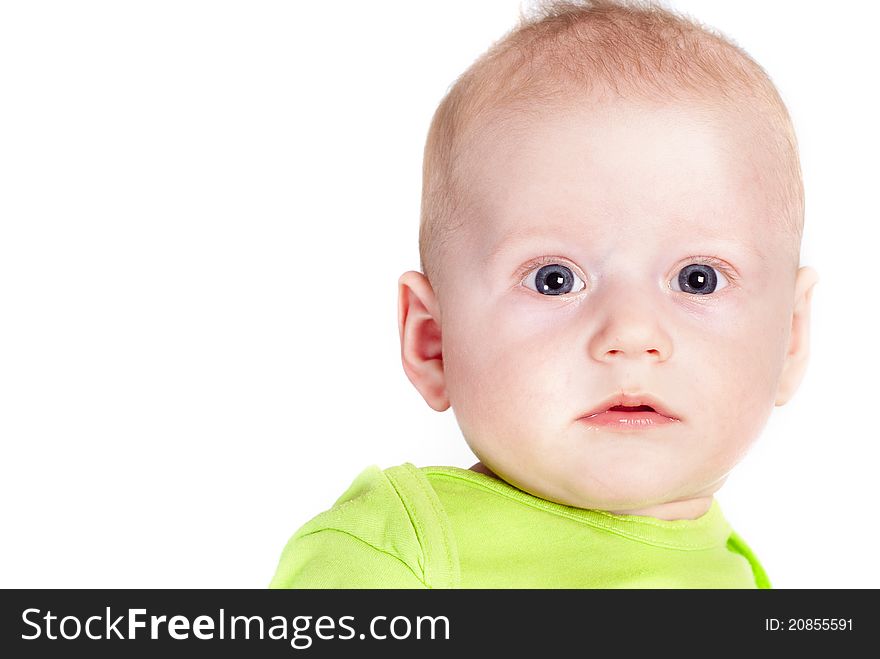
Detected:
left=269, top=0, right=818, bottom=588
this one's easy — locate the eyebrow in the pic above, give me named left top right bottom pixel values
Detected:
left=487, top=225, right=766, bottom=264
left=486, top=226, right=581, bottom=263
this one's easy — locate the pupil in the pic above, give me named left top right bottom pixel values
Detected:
left=688, top=271, right=706, bottom=289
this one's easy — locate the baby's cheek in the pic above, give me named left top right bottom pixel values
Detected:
left=705, top=338, right=779, bottom=461
left=443, top=327, right=517, bottom=436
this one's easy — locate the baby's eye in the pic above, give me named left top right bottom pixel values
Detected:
left=522, top=262, right=586, bottom=296
left=671, top=263, right=729, bottom=295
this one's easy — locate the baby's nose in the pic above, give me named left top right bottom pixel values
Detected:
left=586, top=293, right=672, bottom=363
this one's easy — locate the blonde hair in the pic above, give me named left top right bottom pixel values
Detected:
left=418, top=0, right=803, bottom=296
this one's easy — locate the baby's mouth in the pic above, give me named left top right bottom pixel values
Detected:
left=607, top=404, right=656, bottom=413
left=578, top=393, right=681, bottom=428
left=579, top=404, right=678, bottom=429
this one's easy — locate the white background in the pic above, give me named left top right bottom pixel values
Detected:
left=1, top=1, right=876, bottom=589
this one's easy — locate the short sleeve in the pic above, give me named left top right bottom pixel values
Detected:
left=268, top=528, right=428, bottom=589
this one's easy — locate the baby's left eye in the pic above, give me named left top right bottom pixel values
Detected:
left=671, top=263, right=729, bottom=295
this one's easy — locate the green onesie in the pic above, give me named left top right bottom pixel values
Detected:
left=269, top=462, right=771, bottom=589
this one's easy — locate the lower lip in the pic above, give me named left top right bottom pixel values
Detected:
left=578, top=410, right=679, bottom=430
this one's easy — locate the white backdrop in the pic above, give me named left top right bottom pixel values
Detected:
left=1, top=0, right=876, bottom=589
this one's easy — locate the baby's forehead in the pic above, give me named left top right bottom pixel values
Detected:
left=459, top=110, right=797, bottom=269
left=469, top=101, right=769, bottom=215
left=469, top=93, right=768, bottom=160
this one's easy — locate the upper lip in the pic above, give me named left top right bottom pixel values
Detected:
left=580, top=393, right=680, bottom=421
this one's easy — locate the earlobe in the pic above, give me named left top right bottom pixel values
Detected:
left=775, top=266, right=820, bottom=406
left=397, top=271, right=450, bottom=412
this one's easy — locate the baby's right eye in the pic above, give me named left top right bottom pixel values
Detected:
left=522, top=260, right=586, bottom=296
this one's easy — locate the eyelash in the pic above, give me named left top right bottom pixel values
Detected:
left=516, top=255, right=739, bottom=289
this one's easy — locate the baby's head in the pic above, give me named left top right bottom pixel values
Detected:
left=398, top=0, right=818, bottom=519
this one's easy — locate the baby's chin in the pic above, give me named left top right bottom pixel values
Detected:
left=468, top=430, right=734, bottom=512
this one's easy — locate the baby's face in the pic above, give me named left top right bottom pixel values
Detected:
left=423, top=97, right=814, bottom=513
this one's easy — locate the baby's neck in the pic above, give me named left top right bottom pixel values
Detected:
left=604, top=497, right=713, bottom=521
left=468, top=462, right=714, bottom=521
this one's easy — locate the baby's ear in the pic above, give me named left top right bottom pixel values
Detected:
left=775, top=266, right=820, bottom=406
left=397, top=271, right=449, bottom=412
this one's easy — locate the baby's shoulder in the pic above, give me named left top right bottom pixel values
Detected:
left=269, top=462, right=459, bottom=588
left=299, top=463, right=417, bottom=537
left=303, top=463, right=453, bottom=563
